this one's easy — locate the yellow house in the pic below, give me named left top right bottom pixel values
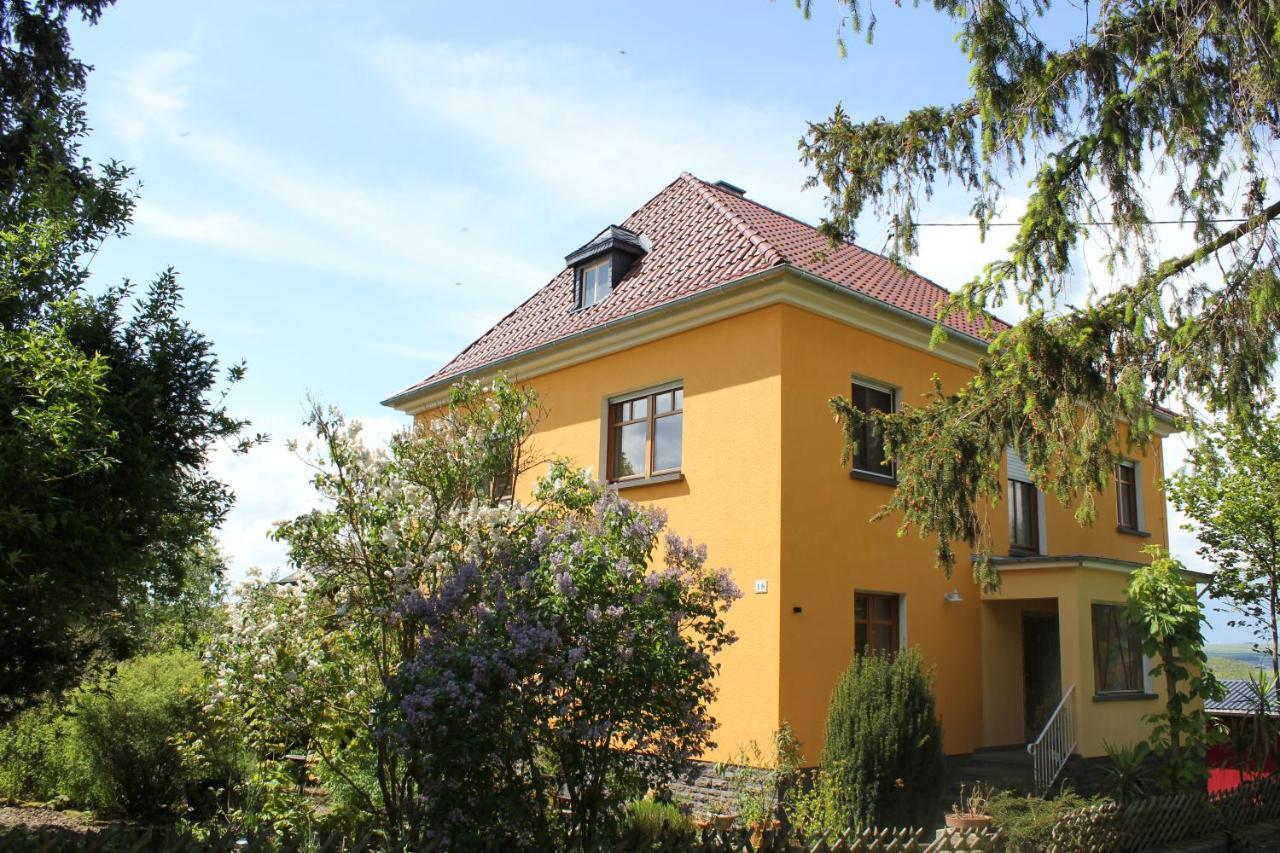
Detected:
left=383, top=173, right=1191, bottom=791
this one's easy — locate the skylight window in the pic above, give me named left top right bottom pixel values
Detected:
left=578, top=257, right=612, bottom=308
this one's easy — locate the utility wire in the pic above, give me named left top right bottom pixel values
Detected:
left=908, top=218, right=1254, bottom=228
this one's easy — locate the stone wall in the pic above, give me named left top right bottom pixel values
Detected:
left=666, top=760, right=763, bottom=816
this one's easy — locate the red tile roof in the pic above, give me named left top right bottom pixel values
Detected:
left=387, top=173, right=1006, bottom=405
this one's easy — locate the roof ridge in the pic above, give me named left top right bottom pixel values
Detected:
left=680, top=172, right=787, bottom=267
left=688, top=173, right=1011, bottom=333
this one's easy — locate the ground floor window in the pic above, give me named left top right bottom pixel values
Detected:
left=855, top=592, right=900, bottom=655
left=1091, top=602, right=1144, bottom=694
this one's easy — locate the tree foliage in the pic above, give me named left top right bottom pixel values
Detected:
left=0, top=0, right=250, bottom=718
left=819, top=647, right=945, bottom=830
left=804, top=1, right=1280, bottom=586
left=0, top=0, right=117, bottom=198
left=1125, top=548, right=1224, bottom=792
left=1167, top=408, right=1280, bottom=681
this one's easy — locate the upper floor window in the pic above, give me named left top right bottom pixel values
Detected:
left=1009, top=479, right=1040, bottom=555
left=855, top=592, right=900, bottom=655
left=577, top=257, right=613, bottom=308
left=1007, top=447, right=1042, bottom=555
left=851, top=379, right=895, bottom=481
left=1116, top=461, right=1140, bottom=531
left=1091, top=602, right=1144, bottom=694
left=607, top=386, right=682, bottom=482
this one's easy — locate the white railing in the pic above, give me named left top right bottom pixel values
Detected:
left=1027, top=684, right=1076, bottom=796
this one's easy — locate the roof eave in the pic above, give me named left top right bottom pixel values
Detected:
left=381, top=263, right=995, bottom=412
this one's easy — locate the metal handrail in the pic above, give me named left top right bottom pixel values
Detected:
left=1026, top=684, right=1076, bottom=796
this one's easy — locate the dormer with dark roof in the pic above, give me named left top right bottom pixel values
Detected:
left=565, top=225, right=648, bottom=311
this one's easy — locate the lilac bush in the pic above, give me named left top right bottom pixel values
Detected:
left=395, top=463, right=740, bottom=851
left=208, top=377, right=541, bottom=843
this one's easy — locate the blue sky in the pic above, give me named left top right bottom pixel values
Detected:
left=68, top=2, right=1249, bottom=643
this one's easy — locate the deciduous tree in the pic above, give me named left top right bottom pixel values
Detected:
left=1167, top=410, right=1280, bottom=682
left=1125, top=549, right=1223, bottom=792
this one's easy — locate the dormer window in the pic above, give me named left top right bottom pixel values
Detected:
left=566, top=225, right=647, bottom=312
left=578, top=257, right=612, bottom=308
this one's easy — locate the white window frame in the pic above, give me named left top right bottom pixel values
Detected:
left=1006, top=447, right=1048, bottom=556
left=577, top=256, right=613, bottom=308
left=1115, top=459, right=1145, bottom=533
left=849, top=375, right=899, bottom=480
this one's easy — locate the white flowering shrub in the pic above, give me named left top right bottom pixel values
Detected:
left=210, top=377, right=541, bottom=843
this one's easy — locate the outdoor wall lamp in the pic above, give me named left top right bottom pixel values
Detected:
left=943, top=590, right=963, bottom=603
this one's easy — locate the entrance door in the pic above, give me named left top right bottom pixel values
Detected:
left=1022, top=611, right=1061, bottom=742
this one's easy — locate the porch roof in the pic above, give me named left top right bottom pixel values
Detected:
left=981, top=553, right=1212, bottom=586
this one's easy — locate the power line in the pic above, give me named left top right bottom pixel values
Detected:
left=909, top=218, right=1254, bottom=228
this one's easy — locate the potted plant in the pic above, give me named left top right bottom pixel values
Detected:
left=693, top=812, right=737, bottom=832
left=945, top=782, right=993, bottom=831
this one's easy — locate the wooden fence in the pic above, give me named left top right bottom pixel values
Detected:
left=1048, top=773, right=1280, bottom=852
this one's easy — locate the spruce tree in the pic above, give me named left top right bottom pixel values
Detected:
left=797, top=2, right=1280, bottom=590
left=820, top=647, right=945, bottom=830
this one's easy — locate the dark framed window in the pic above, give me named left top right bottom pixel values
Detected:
left=854, top=593, right=900, bottom=655
left=577, top=257, right=612, bottom=308
left=1091, top=603, right=1144, bottom=694
left=1009, top=479, right=1039, bottom=554
left=1116, top=462, right=1139, bottom=530
left=851, top=381, right=895, bottom=480
left=607, top=386, right=683, bottom=481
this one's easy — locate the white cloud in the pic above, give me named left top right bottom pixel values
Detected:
left=352, top=37, right=824, bottom=223
left=210, top=413, right=408, bottom=583
left=907, top=196, right=1031, bottom=325
left=103, top=49, right=194, bottom=150
left=98, top=49, right=549, bottom=314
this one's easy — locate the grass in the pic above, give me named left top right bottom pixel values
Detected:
left=1205, top=644, right=1271, bottom=679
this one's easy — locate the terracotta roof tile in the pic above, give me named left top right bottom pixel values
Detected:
left=387, top=173, right=1005, bottom=403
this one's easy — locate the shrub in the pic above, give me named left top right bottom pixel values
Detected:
left=393, top=463, right=741, bottom=851
left=984, top=787, right=1103, bottom=852
left=0, top=701, right=86, bottom=804
left=819, top=647, right=944, bottom=829
left=785, top=766, right=846, bottom=838
left=1100, top=741, right=1153, bottom=805
left=616, top=799, right=696, bottom=850
left=73, top=649, right=230, bottom=817
left=717, top=724, right=803, bottom=828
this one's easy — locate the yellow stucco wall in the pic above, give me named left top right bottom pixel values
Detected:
left=407, top=272, right=1173, bottom=764
left=776, top=304, right=985, bottom=762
